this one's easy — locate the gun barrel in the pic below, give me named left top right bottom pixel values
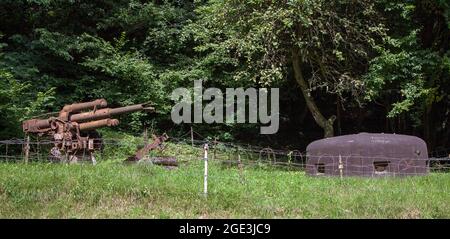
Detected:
left=62, top=99, right=107, bottom=113
left=22, top=101, right=154, bottom=133
left=79, top=119, right=119, bottom=131
left=109, top=104, right=146, bottom=116
left=22, top=119, right=51, bottom=133
left=70, top=103, right=153, bottom=123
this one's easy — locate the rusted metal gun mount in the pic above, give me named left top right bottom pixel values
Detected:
left=125, top=133, right=178, bottom=167
left=126, top=133, right=169, bottom=162
left=22, top=99, right=154, bottom=163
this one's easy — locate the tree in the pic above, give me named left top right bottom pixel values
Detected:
left=365, top=0, right=450, bottom=148
left=188, top=0, right=387, bottom=137
left=0, top=0, right=195, bottom=134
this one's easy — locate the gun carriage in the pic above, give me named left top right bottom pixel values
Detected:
left=22, top=99, right=154, bottom=163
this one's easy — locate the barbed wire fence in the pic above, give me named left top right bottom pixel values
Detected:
left=1, top=131, right=450, bottom=198
left=1, top=132, right=450, bottom=167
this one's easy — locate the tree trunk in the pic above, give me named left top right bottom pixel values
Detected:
left=291, top=50, right=335, bottom=138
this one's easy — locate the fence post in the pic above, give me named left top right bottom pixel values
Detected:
left=338, top=154, right=343, bottom=179
left=237, top=151, right=245, bottom=184
left=90, top=152, right=97, bottom=165
left=37, top=136, right=41, bottom=162
left=288, top=151, right=293, bottom=169
left=191, top=126, right=194, bottom=147
left=203, top=143, right=209, bottom=198
left=24, top=135, right=30, bottom=164
left=213, top=138, right=217, bottom=160
left=143, top=126, right=148, bottom=145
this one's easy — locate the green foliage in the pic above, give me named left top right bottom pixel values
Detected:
left=0, top=37, right=56, bottom=138
left=0, top=0, right=449, bottom=148
left=0, top=69, right=55, bottom=137
left=188, top=0, right=386, bottom=95
left=365, top=32, right=431, bottom=116
left=96, top=129, right=144, bottom=163
left=0, top=160, right=449, bottom=218
left=364, top=1, right=450, bottom=124
left=0, top=70, right=27, bottom=136
left=0, top=1, right=196, bottom=135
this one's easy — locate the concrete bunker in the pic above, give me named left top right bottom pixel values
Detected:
left=306, top=133, right=429, bottom=177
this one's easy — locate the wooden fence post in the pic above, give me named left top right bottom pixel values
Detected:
left=191, top=126, right=194, bottom=147
left=24, top=135, right=30, bottom=164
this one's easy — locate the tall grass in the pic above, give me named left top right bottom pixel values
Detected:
left=0, top=130, right=448, bottom=218
left=0, top=159, right=449, bottom=218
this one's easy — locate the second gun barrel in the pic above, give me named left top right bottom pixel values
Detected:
left=79, top=119, right=119, bottom=131
left=69, top=104, right=146, bottom=123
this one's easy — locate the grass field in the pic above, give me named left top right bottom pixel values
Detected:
left=0, top=158, right=449, bottom=218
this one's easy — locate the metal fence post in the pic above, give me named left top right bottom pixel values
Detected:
left=237, top=151, right=246, bottom=184
left=203, top=143, right=209, bottom=198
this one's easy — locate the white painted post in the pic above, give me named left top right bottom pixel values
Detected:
left=338, top=155, right=343, bottom=179
left=237, top=152, right=245, bottom=184
left=203, top=143, right=209, bottom=197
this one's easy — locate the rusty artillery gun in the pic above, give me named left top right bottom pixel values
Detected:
left=22, top=99, right=154, bottom=163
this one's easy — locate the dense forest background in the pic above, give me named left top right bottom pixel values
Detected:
left=0, top=0, right=449, bottom=152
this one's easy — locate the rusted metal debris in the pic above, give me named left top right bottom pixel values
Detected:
left=126, top=133, right=169, bottom=162
left=125, top=133, right=178, bottom=167
left=139, top=157, right=178, bottom=167
left=22, top=99, right=154, bottom=163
